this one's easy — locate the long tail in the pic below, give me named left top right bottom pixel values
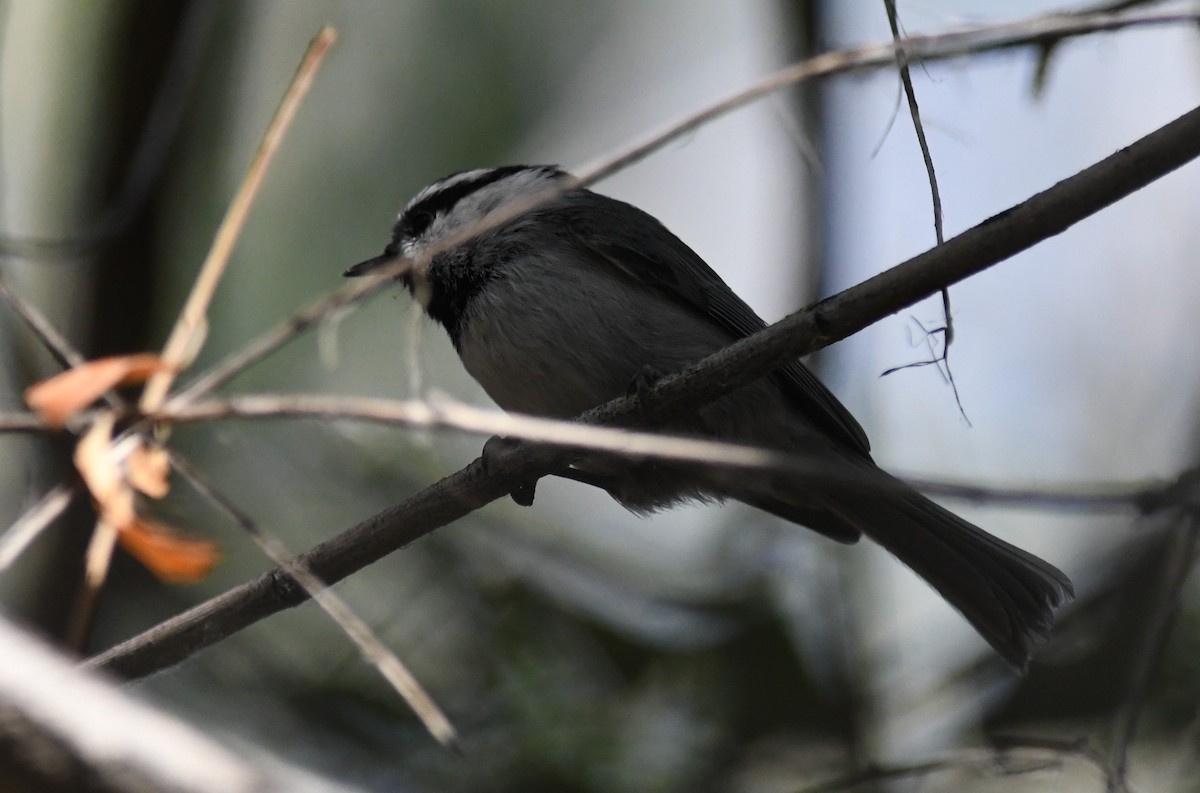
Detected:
left=752, top=470, right=1073, bottom=669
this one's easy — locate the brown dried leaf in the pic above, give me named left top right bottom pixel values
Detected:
left=25, top=353, right=168, bottom=428
left=73, top=416, right=134, bottom=529
left=127, top=444, right=170, bottom=499
left=118, top=519, right=221, bottom=584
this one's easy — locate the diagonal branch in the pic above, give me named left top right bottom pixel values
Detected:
left=85, top=101, right=1200, bottom=680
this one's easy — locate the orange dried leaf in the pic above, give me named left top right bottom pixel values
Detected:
left=25, top=353, right=168, bottom=428
left=118, top=519, right=220, bottom=584
left=127, top=444, right=170, bottom=499
left=73, top=416, right=134, bottom=529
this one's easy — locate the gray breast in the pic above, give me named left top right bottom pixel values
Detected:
left=455, top=249, right=735, bottom=419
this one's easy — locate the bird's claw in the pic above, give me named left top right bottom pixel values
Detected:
left=482, top=435, right=537, bottom=506
left=626, top=365, right=665, bottom=405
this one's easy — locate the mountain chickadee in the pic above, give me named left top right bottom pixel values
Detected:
left=346, top=164, right=1073, bottom=669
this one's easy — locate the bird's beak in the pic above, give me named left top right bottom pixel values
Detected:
left=343, top=252, right=397, bottom=277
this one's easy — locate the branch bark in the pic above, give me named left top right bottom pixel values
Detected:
left=88, top=101, right=1200, bottom=680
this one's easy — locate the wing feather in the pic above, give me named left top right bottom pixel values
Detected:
left=559, top=191, right=872, bottom=458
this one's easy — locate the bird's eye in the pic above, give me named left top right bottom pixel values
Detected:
left=398, top=209, right=437, bottom=241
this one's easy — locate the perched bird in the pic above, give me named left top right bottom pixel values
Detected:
left=347, top=164, right=1073, bottom=668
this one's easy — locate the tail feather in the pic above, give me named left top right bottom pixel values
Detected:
left=825, top=473, right=1073, bottom=669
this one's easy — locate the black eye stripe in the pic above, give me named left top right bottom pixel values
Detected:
left=394, top=165, right=559, bottom=241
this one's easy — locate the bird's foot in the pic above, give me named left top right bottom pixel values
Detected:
left=626, top=365, right=665, bottom=408
left=482, top=435, right=537, bottom=507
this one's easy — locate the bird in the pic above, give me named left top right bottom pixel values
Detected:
left=346, top=164, right=1073, bottom=669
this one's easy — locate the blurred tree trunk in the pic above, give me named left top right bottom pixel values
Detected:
left=0, top=0, right=207, bottom=645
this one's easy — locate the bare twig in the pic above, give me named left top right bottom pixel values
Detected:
left=0, top=272, right=131, bottom=420
left=0, top=412, right=52, bottom=433
left=153, top=392, right=1181, bottom=513
left=883, top=0, right=945, bottom=246
left=0, top=276, right=86, bottom=372
left=65, top=518, right=119, bottom=651
left=575, top=8, right=1200, bottom=186
left=86, top=101, right=1200, bottom=680
left=139, top=26, right=337, bottom=412
left=0, top=483, right=77, bottom=571
left=0, top=393, right=1191, bottom=513
left=908, top=475, right=1152, bottom=512
left=881, top=0, right=967, bottom=420
left=167, top=451, right=458, bottom=749
left=170, top=271, right=392, bottom=405
left=162, top=392, right=804, bottom=473
left=0, top=401, right=1170, bottom=514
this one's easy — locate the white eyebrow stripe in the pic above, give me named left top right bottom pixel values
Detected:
left=403, top=168, right=496, bottom=212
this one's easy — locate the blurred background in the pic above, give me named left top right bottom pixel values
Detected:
left=2, top=0, right=1200, bottom=790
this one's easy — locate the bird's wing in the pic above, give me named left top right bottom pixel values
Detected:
left=561, top=193, right=871, bottom=458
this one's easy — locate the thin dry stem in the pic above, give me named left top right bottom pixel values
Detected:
left=881, top=0, right=967, bottom=419
left=0, top=412, right=52, bottom=433
left=167, top=451, right=458, bottom=749
left=0, top=484, right=76, bottom=571
left=162, top=392, right=791, bottom=473
left=140, top=26, right=338, bottom=412
left=0, top=276, right=86, bottom=371
left=147, top=392, right=1185, bottom=514
left=66, top=518, right=119, bottom=651
left=575, top=8, right=1200, bottom=186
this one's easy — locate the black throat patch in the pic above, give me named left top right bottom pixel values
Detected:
left=421, top=248, right=502, bottom=350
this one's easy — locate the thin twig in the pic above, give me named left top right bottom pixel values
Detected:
left=0, top=404, right=1171, bottom=512
left=85, top=100, right=1200, bottom=680
left=170, top=271, right=391, bottom=404
left=167, top=451, right=458, bottom=749
left=0, top=273, right=131, bottom=418
left=0, top=276, right=86, bottom=371
left=575, top=8, right=1200, bottom=186
left=884, top=0, right=945, bottom=246
left=163, top=392, right=807, bottom=472
left=0, top=412, right=53, bottom=433
left=139, top=26, right=337, bottom=412
left=153, top=392, right=1173, bottom=513
left=907, top=476, right=1149, bottom=512
left=0, top=484, right=77, bottom=571
left=881, top=0, right=967, bottom=420
left=65, top=519, right=119, bottom=652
